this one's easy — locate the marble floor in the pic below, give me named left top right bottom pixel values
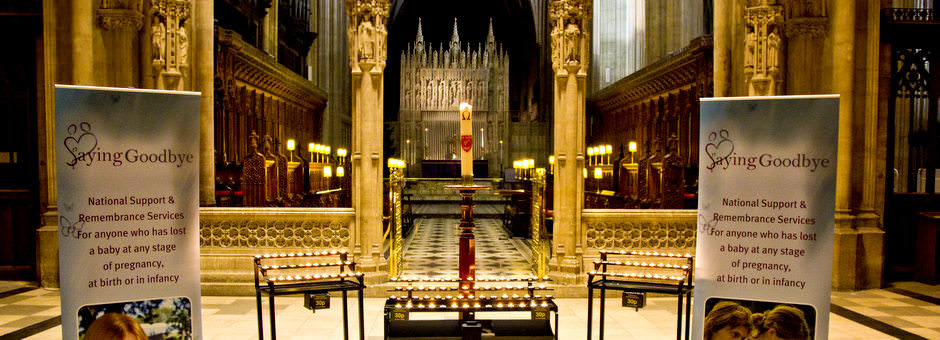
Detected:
left=400, top=217, right=532, bottom=279
left=2, top=282, right=939, bottom=340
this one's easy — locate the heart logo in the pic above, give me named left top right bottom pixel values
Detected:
left=704, top=130, right=733, bottom=171
left=63, top=122, right=97, bottom=168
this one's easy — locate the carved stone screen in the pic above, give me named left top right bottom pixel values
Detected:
left=398, top=18, right=510, bottom=176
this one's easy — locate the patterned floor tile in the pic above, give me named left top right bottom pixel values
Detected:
left=401, top=216, right=532, bottom=279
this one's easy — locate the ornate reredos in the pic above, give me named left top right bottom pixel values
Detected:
left=398, top=17, right=510, bottom=112
left=398, top=17, right=511, bottom=161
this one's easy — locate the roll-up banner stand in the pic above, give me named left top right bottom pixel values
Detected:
left=693, top=95, right=838, bottom=340
left=55, top=85, right=202, bottom=340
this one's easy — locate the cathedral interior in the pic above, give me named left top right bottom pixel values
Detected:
left=1, top=0, right=940, bottom=338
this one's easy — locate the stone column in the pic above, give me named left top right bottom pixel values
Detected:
left=319, top=0, right=351, bottom=149
left=549, top=0, right=591, bottom=283
left=830, top=0, right=882, bottom=290
left=72, top=0, right=94, bottom=85
left=195, top=0, right=215, bottom=206
left=96, top=1, right=143, bottom=87
left=831, top=0, right=856, bottom=290
left=263, top=0, right=278, bottom=58
left=39, top=0, right=60, bottom=288
left=856, top=0, right=885, bottom=289
left=346, top=0, right=389, bottom=276
left=713, top=0, right=731, bottom=96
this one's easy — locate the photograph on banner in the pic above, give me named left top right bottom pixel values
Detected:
left=55, top=85, right=202, bottom=340
left=78, top=297, right=192, bottom=340
left=703, top=297, right=816, bottom=340
left=692, top=95, right=838, bottom=340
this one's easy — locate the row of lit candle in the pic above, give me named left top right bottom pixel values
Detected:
left=587, top=145, right=613, bottom=165
left=319, top=165, right=344, bottom=178
left=512, top=159, right=538, bottom=180
left=390, top=276, right=550, bottom=282
left=268, top=272, right=363, bottom=282
left=255, top=250, right=347, bottom=259
left=391, top=293, right=552, bottom=300
left=599, top=250, right=693, bottom=258
left=593, top=260, right=689, bottom=270
left=588, top=271, right=686, bottom=281
left=393, top=284, right=548, bottom=292
left=285, top=140, right=348, bottom=163
left=260, top=261, right=352, bottom=270
left=393, top=300, right=551, bottom=310
left=388, top=158, right=406, bottom=169
left=583, top=167, right=605, bottom=179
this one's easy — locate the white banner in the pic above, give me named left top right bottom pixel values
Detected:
left=55, top=85, right=202, bottom=340
left=693, top=96, right=838, bottom=340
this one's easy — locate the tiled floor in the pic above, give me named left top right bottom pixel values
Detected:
left=401, top=217, right=532, bottom=279
left=409, top=202, right=504, bottom=216
left=831, top=288, right=940, bottom=339
left=4, top=284, right=937, bottom=340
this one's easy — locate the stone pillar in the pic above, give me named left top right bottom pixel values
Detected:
left=319, top=0, right=351, bottom=149
left=830, top=0, right=883, bottom=290
left=346, top=0, right=389, bottom=275
left=263, top=0, right=278, bottom=58
left=713, top=0, right=731, bottom=96
left=645, top=0, right=660, bottom=63
left=72, top=0, right=94, bottom=85
left=784, top=2, right=827, bottom=95
left=39, top=0, right=60, bottom=288
left=96, top=1, right=143, bottom=87
left=549, top=0, right=591, bottom=283
left=195, top=0, right=215, bottom=206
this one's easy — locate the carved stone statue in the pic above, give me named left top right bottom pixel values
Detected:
left=564, top=16, right=581, bottom=63
left=744, top=1, right=785, bottom=95
left=767, top=29, right=780, bottom=72
left=178, top=23, right=189, bottom=66
left=152, top=16, right=165, bottom=62
left=744, top=29, right=756, bottom=70
left=358, top=12, right=375, bottom=61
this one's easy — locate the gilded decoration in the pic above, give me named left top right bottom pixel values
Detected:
left=549, top=0, right=591, bottom=75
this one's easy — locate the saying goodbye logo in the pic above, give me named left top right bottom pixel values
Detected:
left=705, top=129, right=734, bottom=171
left=63, top=122, right=98, bottom=169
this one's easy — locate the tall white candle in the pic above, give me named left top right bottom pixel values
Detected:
left=459, top=102, right=473, bottom=184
